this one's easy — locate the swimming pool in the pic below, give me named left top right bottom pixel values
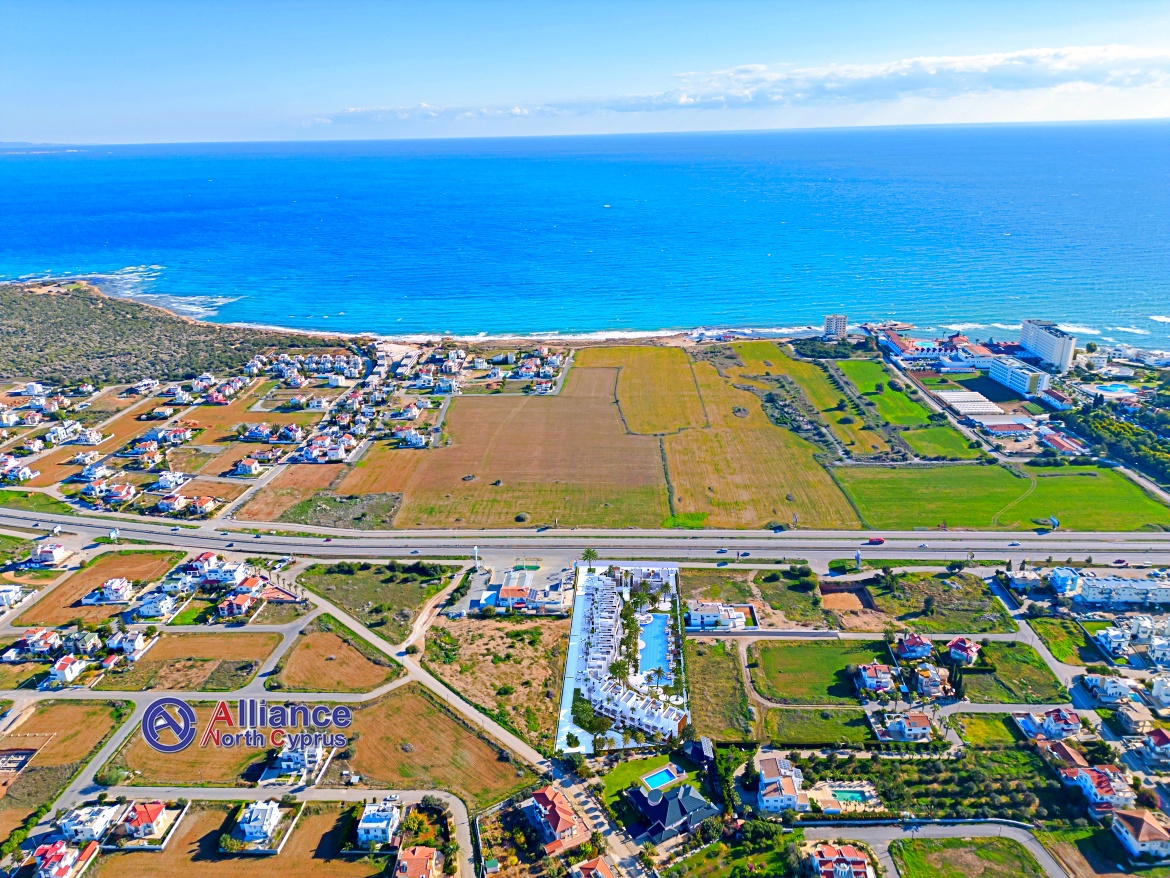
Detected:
left=1096, top=383, right=1135, bottom=393
left=639, top=613, right=671, bottom=680
left=642, top=764, right=682, bottom=789
left=831, top=789, right=867, bottom=802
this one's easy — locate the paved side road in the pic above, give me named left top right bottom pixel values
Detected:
left=803, top=822, right=1068, bottom=878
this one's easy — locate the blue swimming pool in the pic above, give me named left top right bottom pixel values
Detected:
left=639, top=613, right=671, bottom=680
left=1096, top=383, right=1134, bottom=393
left=643, top=766, right=680, bottom=789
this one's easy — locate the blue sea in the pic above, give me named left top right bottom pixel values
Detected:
left=2, top=122, right=1169, bottom=343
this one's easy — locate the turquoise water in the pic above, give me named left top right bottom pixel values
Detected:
left=2, top=123, right=1169, bottom=340
left=832, top=789, right=867, bottom=802
left=1096, top=383, right=1135, bottom=393
left=643, top=767, right=678, bottom=789
left=639, top=613, right=671, bottom=679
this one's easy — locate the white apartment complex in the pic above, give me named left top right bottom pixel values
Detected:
left=575, top=566, right=688, bottom=741
left=1020, top=319, right=1076, bottom=373
left=823, top=314, right=848, bottom=341
left=989, top=357, right=1051, bottom=397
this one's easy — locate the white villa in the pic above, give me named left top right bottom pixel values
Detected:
left=356, top=799, right=401, bottom=846
left=235, top=800, right=282, bottom=844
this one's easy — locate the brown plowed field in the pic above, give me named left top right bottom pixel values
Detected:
left=182, top=478, right=249, bottom=501
left=331, top=684, right=532, bottom=808
left=389, top=367, right=669, bottom=528
left=93, top=806, right=383, bottom=878
left=16, top=550, right=184, bottom=626
left=113, top=704, right=268, bottom=785
left=278, top=630, right=397, bottom=693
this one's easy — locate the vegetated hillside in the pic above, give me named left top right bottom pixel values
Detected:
left=0, top=282, right=340, bottom=383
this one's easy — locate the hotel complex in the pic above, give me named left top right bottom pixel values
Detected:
left=561, top=564, right=689, bottom=751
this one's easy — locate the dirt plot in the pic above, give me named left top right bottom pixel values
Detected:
left=388, top=367, right=670, bottom=528
left=820, top=590, right=868, bottom=611
left=336, top=440, right=422, bottom=495
left=166, top=447, right=217, bottom=474
left=96, top=633, right=280, bottom=691
left=328, top=684, right=533, bottom=809
left=0, top=700, right=126, bottom=838
left=94, top=805, right=384, bottom=878
left=27, top=397, right=159, bottom=487
left=200, top=442, right=262, bottom=477
left=182, top=478, right=250, bottom=501
left=425, top=616, right=570, bottom=751
left=277, top=618, right=400, bottom=693
left=16, top=550, right=185, bottom=626
left=110, top=704, right=269, bottom=786
left=237, top=463, right=346, bottom=521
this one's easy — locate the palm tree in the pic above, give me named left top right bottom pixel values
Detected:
left=582, top=547, right=599, bottom=571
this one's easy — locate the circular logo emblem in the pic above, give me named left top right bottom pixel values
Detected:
left=142, top=698, right=198, bottom=753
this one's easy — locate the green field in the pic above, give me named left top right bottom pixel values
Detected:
left=837, top=359, right=931, bottom=425
left=751, top=639, right=888, bottom=704
left=0, top=490, right=74, bottom=515
left=753, top=570, right=834, bottom=626
left=836, top=463, right=1170, bottom=531
left=764, top=707, right=873, bottom=746
left=867, top=571, right=1015, bottom=633
left=734, top=342, right=889, bottom=453
left=680, top=569, right=754, bottom=604
left=890, top=837, right=1045, bottom=878
left=963, top=642, right=1068, bottom=704
left=665, top=825, right=803, bottom=878
left=0, top=534, right=33, bottom=565
left=901, top=425, right=982, bottom=459
left=298, top=560, right=457, bottom=643
left=683, top=639, right=754, bottom=741
left=952, top=712, right=1024, bottom=745
left=1029, top=618, right=1105, bottom=664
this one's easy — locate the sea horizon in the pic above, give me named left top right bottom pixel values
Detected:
left=3, top=120, right=1169, bottom=345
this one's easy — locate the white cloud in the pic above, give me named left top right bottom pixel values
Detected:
left=317, top=44, right=1170, bottom=131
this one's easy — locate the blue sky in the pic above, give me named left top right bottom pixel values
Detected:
left=4, top=0, right=1170, bottom=143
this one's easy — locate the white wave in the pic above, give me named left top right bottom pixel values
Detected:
left=941, top=323, right=987, bottom=332
left=1057, top=323, right=1101, bottom=335
left=989, top=323, right=1022, bottom=331
left=1150, top=315, right=1170, bottom=324
left=1112, top=326, right=1150, bottom=335
left=124, top=292, right=243, bottom=320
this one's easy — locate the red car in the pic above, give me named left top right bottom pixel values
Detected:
left=866, top=538, right=886, bottom=546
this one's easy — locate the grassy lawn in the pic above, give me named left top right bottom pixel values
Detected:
left=0, top=534, right=33, bottom=565
left=299, top=560, right=458, bottom=643
left=1029, top=618, right=1105, bottom=664
left=751, top=639, right=888, bottom=704
left=167, top=597, right=217, bottom=626
left=868, top=571, right=1015, bottom=633
left=837, top=359, right=931, bottom=426
left=753, top=570, right=834, bottom=626
left=890, top=837, right=1044, bottom=878
left=664, top=827, right=804, bottom=878
left=836, top=463, right=1170, bottom=531
left=683, top=639, right=753, bottom=741
left=599, top=752, right=702, bottom=806
left=902, top=425, right=982, bottom=459
left=963, top=642, right=1068, bottom=704
left=0, top=490, right=74, bottom=514
left=952, top=712, right=1024, bottom=745
left=764, top=708, right=873, bottom=746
